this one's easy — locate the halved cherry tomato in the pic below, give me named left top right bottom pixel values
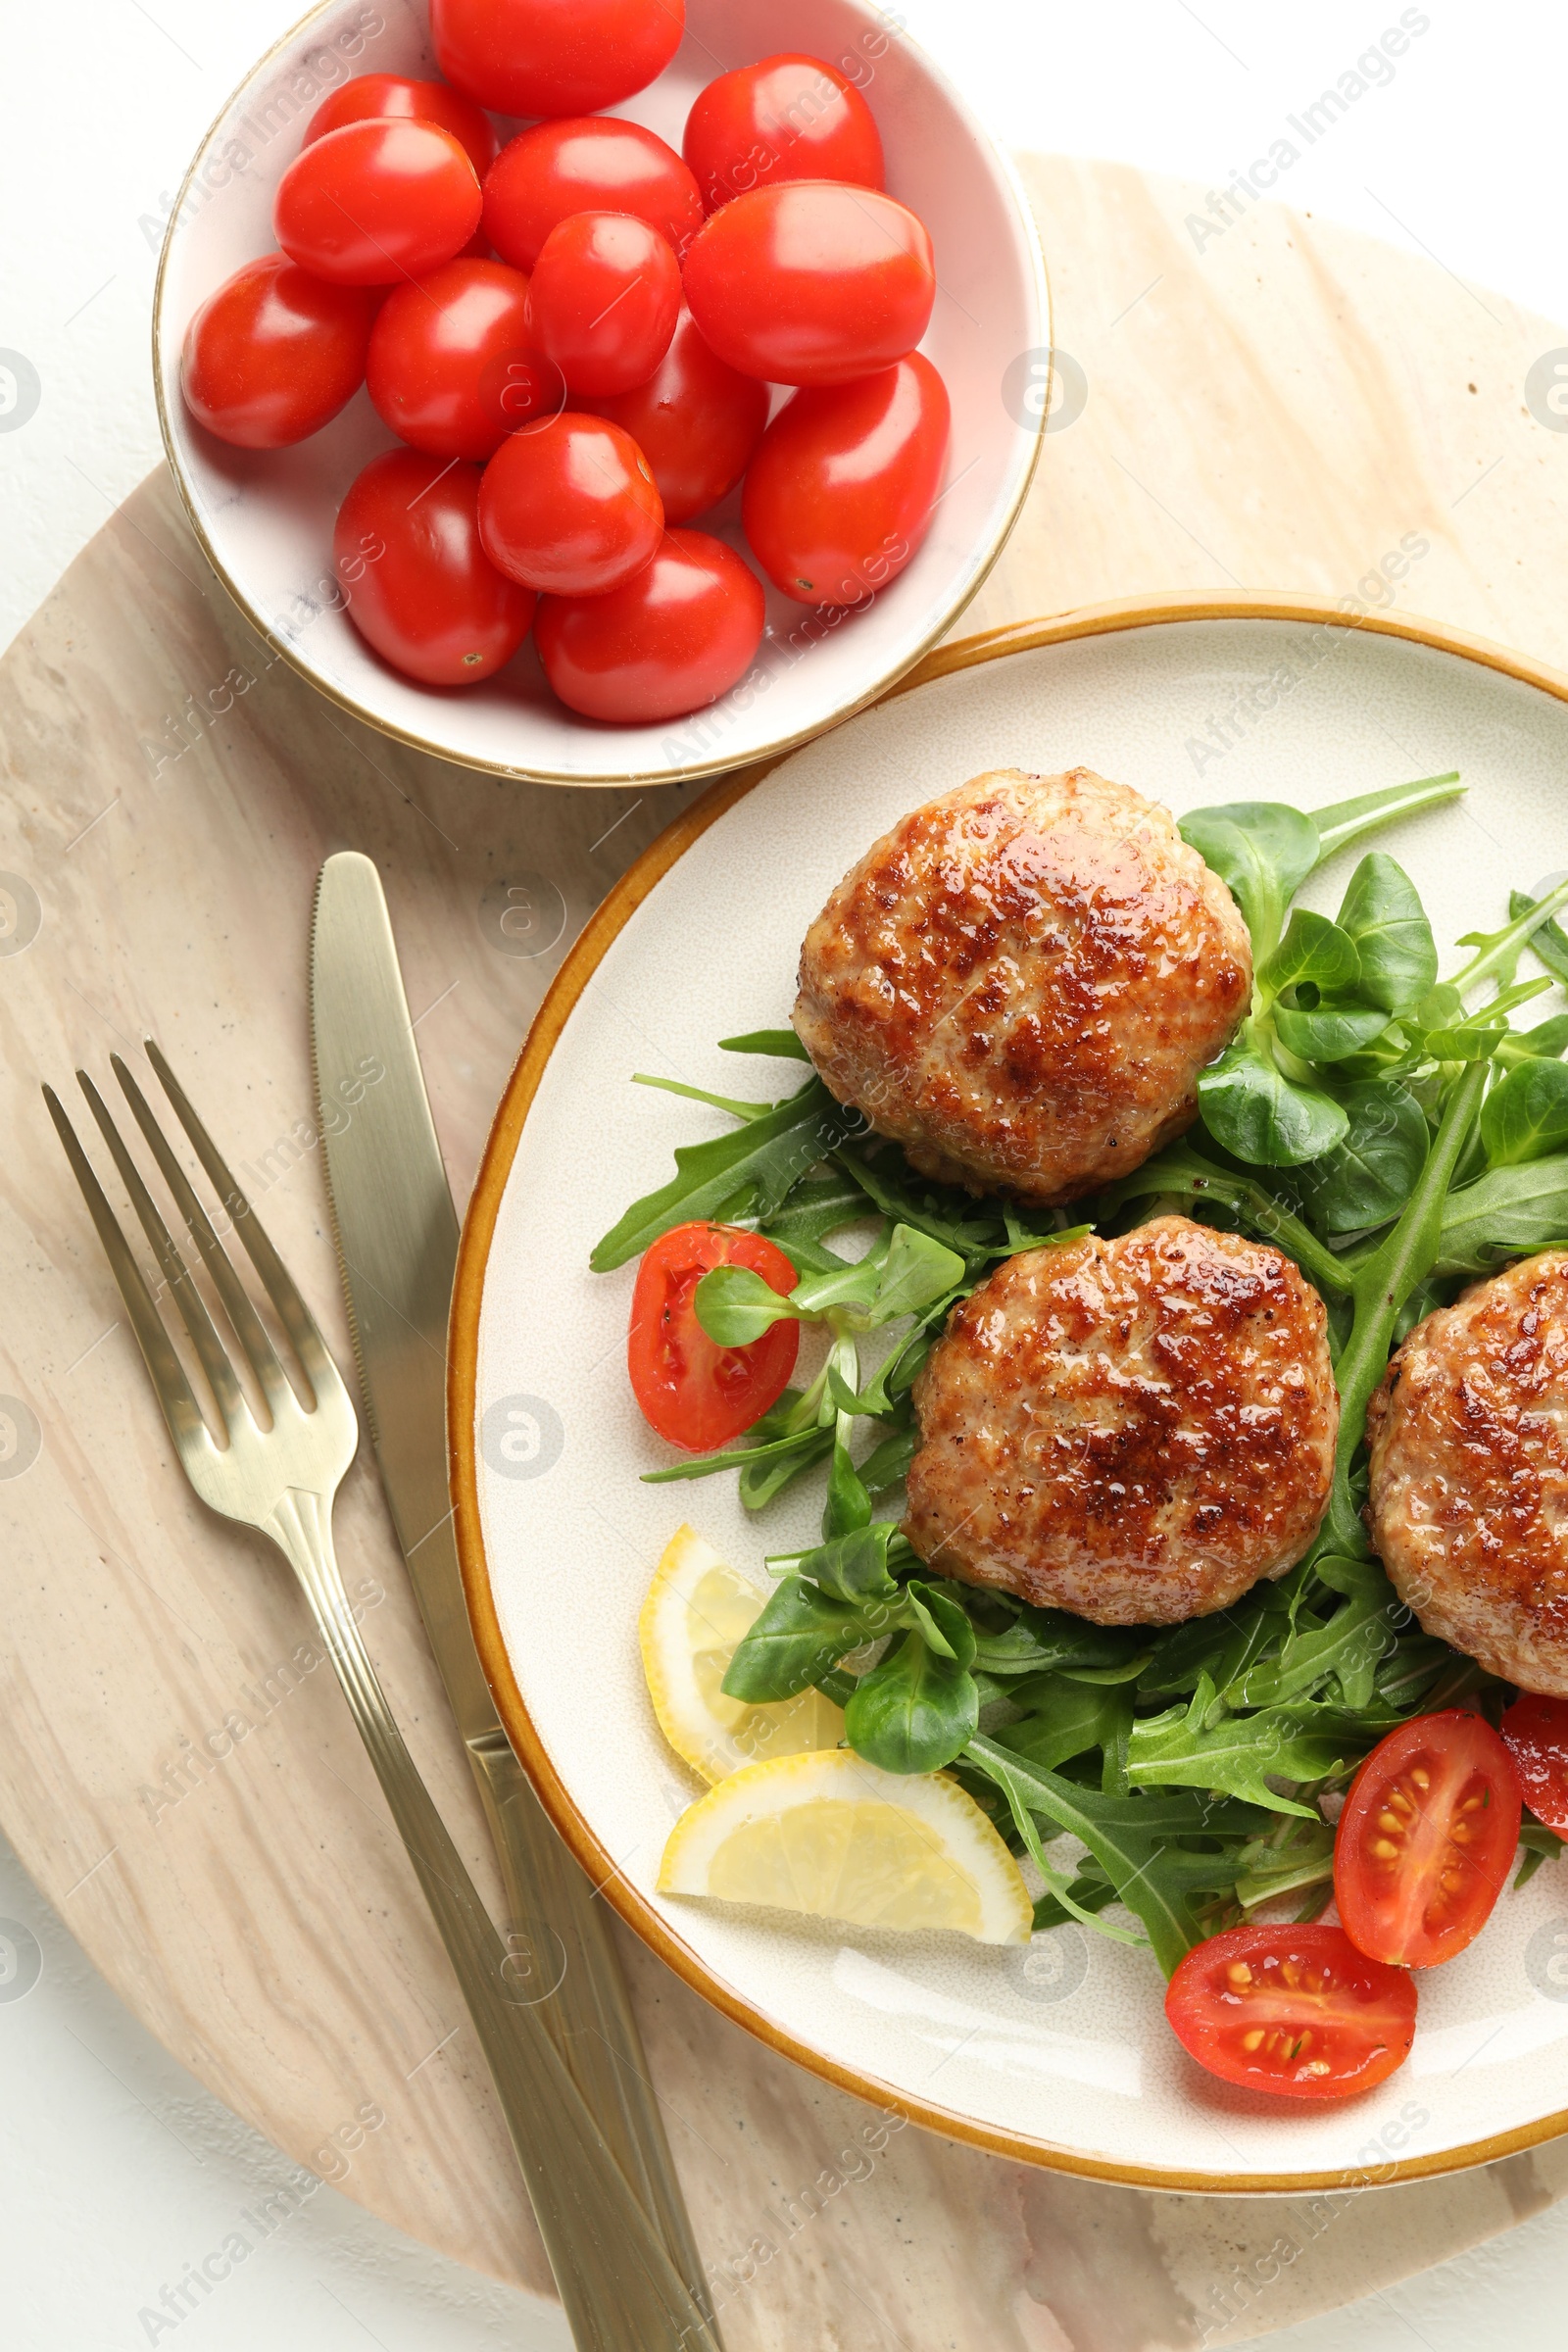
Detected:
left=524, top=214, right=680, bottom=398
left=304, top=73, right=498, bottom=179
left=1165, top=1924, right=1417, bottom=2100
left=587, top=307, right=769, bottom=524
left=1334, top=1710, right=1522, bottom=1968
left=431, top=0, right=685, bottom=119
left=368, top=259, right=561, bottom=461
left=478, top=414, right=663, bottom=597
left=683, top=182, right=936, bottom=387
left=535, top=530, right=766, bottom=724
left=333, top=449, right=535, bottom=687
left=483, top=118, right=704, bottom=272
left=743, top=353, right=950, bottom=607
left=629, top=1224, right=799, bottom=1450
left=274, top=120, right=482, bottom=285
left=180, top=255, right=376, bottom=449
left=683, top=53, right=885, bottom=213
left=1500, top=1692, right=1568, bottom=1836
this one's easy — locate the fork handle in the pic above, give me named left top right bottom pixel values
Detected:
left=267, top=1488, right=720, bottom=2352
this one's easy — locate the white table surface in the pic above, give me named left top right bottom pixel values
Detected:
left=7, top=3, right=1568, bottom=2344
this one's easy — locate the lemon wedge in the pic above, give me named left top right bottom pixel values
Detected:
left=659, top=1748, right=1032, bottom=1944
left=639, top=1524, right=844, bottom=1784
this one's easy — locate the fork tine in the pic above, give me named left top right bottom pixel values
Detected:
left=43, top=1085, right=209, bottom=1455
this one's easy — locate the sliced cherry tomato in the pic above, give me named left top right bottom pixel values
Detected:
left=367, top=259, right=563, bottom=460
left=483, top=118, right=705, bottom=272
left=524, top=214, right=680, bottom=399
left=743, top=353, right=950, bottom=608
left=1335, top=1710, right=1522, bottom=1968
left=535, top=530, right=765, bottom=724
left=1166, top=1924, right=1418, bottom=2100
left=629, top=1224, right=799, bottom=1450
left=1501, top=1692, right=1568, bottom=1836
left=683, top=183, right=936, bottom=387
left=431, top=0, right=684, bottom=118
left=478, top=413, right=663, bottom=596
left=333, top=449, right=535, bottom=687
left=304, top=73, right=498, bottom=179
left=683, top=53, right=885, bottom=213
left=180, top=255, right=376, bottom=449
left=275, top=121, right=482, bottom=286
left=587, top=307, right=768, bottom=523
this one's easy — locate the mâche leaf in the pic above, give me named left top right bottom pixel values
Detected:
left=1435, top=1153, right=1568, bottom=1275
left=845, top=1632, right=979, bottom=1774
left=1198, top=1040, right=1348, bottom=1166
left=1300, top=1079, right=1429, bottom=1234
left=1336, top=854, right=1437, bottom=1013
left=1179, top=801, right=1319, bottom=960
left=720, top=1575, right=878, bottom=1701
left=1481, top=1057, right=1568, bottom=1167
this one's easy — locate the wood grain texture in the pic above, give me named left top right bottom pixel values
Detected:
left=4, top=156, right=1568, bottom=2345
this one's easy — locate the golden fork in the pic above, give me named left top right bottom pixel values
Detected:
left=46, top=1044, right=719, bottom=2352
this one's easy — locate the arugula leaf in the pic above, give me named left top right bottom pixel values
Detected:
left=857, top=1421, right=919, bottom=1494
left=1509, top=889, right=1568, bottom=987
left=1125, top=1701, right=1357, bottom=1817
left=592, top=1079, right=855, bottom=1269
left=1497, top=1013, right=1568, bottom=1068
left=1450, top=874, right=1568, bottom=994
left=720, top=1575, right=877, bottom=1701
left=1233, top=1817, right=1337, bottom=1909
left=997, top=1675, right=1132, bottom=1771
left=967, top=1610, right=1141, bottom=1679
left=1136, top=1587, right=1286, bottom=1695
left=845, top=1631, right=978, bottom=1773
left=1481, top=1058, right=1568, bottom=1166
left=1299, top=1080, right=1428, bottom=1235
left=1336, top=854, right=1437, bottom=1014
left=760, top=1173, right=875, bottom=1259
left=1225, top=1586, right=1398, bottom=1712
left=1199, top=1039, right=1348, bottom=1166
left=1097, top=1141, right=1355, bottom=1293
left=1435, top=1153, right=1568, bottom=1275
left=831, top=1143, right=1004, bottom=1266
left=631, top=1072, right=771, bottom=1121
left=719, top=1029, right=811, bottom=1060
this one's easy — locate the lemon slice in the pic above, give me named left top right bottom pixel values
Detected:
left=659, top=1748, right=1032, bottom=1944
left=639, top=1524, right=844, bottom=1784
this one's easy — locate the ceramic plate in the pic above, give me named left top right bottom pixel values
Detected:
left=453, top=599, right=1568, bottom=2188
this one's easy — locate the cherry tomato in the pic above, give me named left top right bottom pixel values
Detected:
left=180, top=255, right=376, bottom=450
left=683, top=182, right=936, bottom=387
left=587, top=307, right=768, bottom=523
left=1501, top=1693, right=1568, bottom=1836
left=628, top=1224, right=799, bottom=1450
left=1334, top=1710, right=1522, bottom=1968
left=274, top=121, right=481, bottom=285
left=743, top=353, right=950, bottom=608
left=478, top=414, right=663, bottom=596
left=683, top=53, right=885, bottom=213
left=304, top=73, right=498, bottom=179
left=333, top=449, right=535, bottom=687
left=367, top=259, right=564, bottom=461
left=535, top=529, right=765, bottom=724
left=483, top=118, right=705, bottom=273
left=1165, top=1924, right=1418, bottom=2100
left=524, top=214, right=680, bottom=399
left=431, top=0, right=684, bottom=118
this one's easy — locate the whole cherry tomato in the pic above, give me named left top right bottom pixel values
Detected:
left=525, top=214, right=680, bottom=399
left=683, top=53, right=885, bottom=213
left=180, top=254, right=376, bottom=449
left=743, top=353, right=950, bottom=606
left=534, top=530, right=766, bottom=724
left=1501, top=1691, right=1568, bottom=1836
left=628, top=1223, right=800, bottom=1450
left=479, top=414, right=663, bottom=596
left=683, top=183, right=936, bottom=386
left=587, top=307, right=768, bottom=523
left=1334, top=1711, right=1522, bottom=1968
left=483, top=118, right=704, bottom=272
left=304, top=73, right=498, bottom=178
left=368, top=259, right=563, bottom=460
left=1165, top=1924, right=1418, bottom=2100
left=334, top=448, right=535, bottom=687
left=431, top=0, right=684, bottom=118
left=275, top=120, right=482, bottom=285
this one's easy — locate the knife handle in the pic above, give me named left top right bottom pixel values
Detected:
left=467, top=1730, right=716, bottom=2329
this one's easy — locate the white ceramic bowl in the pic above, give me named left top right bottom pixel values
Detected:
left=153, top=0, right=1048, bottom=787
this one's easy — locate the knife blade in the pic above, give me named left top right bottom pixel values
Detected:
left=308, top=851, right=711, bottom=2326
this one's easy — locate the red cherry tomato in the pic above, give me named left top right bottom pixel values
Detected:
left=180, top=255, right=376, bottom=449
left=535, top=530, right=765, bottom=724
left=274, top=121, right=481, bottom=285
left=1334, top=1710, right=1522, bottom=1969
left=1501, top=1692, right=1568, bottom=1836
left=587, top=307, right=768, bottom=524
left=333, top=449, right=535, bottom=687
left=367, top=259, right=563, bottom=461
left=683, top=53, right=885, bottom=213
left=483, top=119, right=705, bottom=272
left=743, top=353, right=950, bottom=608
left=524, top=214, right=680, bottom=399
left=628, top=1224, right=799, bottom=1450
left=304, top=73, right=497, bottom=179
left=431, top=0, right=685, bottom=118
left=478, top=414, right=663, bottom=596
left=1165, top=1924, right=1418, bottom=2100
left=683, top=183, right=936, bottom=387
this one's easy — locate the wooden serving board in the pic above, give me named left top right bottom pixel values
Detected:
left=6, top=156, right=1568, bottom=2347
